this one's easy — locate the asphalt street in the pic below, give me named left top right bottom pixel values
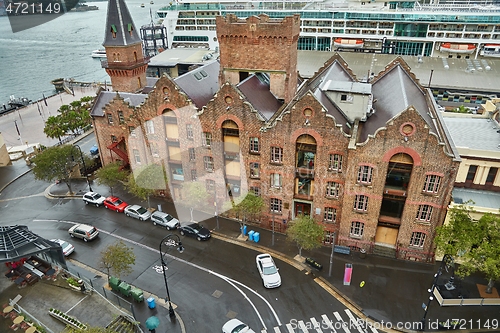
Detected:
left=0, top=91, right=499, bottom=333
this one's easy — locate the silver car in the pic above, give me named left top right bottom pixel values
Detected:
left=124, top=205, right=152, bottom=221
left=68, top=224, right=99, bottom=242
left=150, top=211, right=180, bottom=230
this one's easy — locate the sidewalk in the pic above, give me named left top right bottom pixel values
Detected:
left=45, top=179, right=500, bottom=333
left=2, top=160, right=499, bottom=332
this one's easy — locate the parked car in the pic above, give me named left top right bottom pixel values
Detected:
left=82, top=191, right=105, bottom=207
left=124, top=204, right=152, bottom=221
left=179, top=222, right=211, bottom=241
left=103, top=196, right=128, bottom=213
left=68, top=224, right=99, bottom=242
left=222, top=318, right=256, bottom=333
left=150, top=211, right=180, bottom=230
left=256, top=253, right=281, bottom=288
left=50, top=239, right=75, bottom=256
left=90, top=144, right=99, bottom=155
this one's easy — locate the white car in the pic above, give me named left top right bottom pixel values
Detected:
left=256, top=253, right=281, bottom=288
left=222, top=318, right=256, bottom=333
left=124, top=205, right=152, bottom=221
left=51, top=239, right=75, bottom=256
left=82, top=192, right=106, bottom=207
left=150, top=211, right=180, bottom=230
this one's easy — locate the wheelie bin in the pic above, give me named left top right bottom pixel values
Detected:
left=131, top=287, right=144, bottom=302
left=118, top=281, right=132, bottom=297
left=109, top=276, right=121, bottom=292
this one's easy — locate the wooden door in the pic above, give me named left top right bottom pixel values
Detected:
left=375, top=226, right=398, bottom=246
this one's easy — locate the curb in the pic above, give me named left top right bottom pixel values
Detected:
left=0, top=167, right=32, bottom=193
left=68, top=258, right=187, bottom=333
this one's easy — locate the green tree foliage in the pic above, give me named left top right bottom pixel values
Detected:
left=32, top=145, right=79, bottom=194
left=100, top=241, right=136, bottom=281
left=435, top=204, right=500, bottom=293
left=43, top=115, right=66, bottom=142
left=43, top=96, right=93, bottom=139
left=180, top=181, right=211, bottom=221
left=95, top=162, right=128, bottom=195
left=125, top=164, right=167, bottom=206
left=231, top=193, right=264, bottom=233
left=286, top=214, right=325, bottom=257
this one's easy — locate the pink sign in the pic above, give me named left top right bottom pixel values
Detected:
left=343, top=263, right=353, bottom=286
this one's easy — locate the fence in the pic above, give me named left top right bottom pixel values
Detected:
left=433, top=288, right=500, bottom=306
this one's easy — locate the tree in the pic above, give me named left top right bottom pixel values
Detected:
left=95, top=162, right=128, bottom=195
left=286, top=214, right=325, bottom=257
left=43, top=115, right=66, bottom=142
left=179, top=181, right=211, bottom=221
left=125, top=163, right=167, bottom=207
left=100, top=241, right=136, bottom=282
left=231, top=193, right=264, bottom=235
left=32, top=145, right=79, bottom=194
left=435, top=204, right=500, bottom=293
left=43, top=96, right=93, bottom=139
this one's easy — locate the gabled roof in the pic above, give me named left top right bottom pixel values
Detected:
left=362, top=59, right=434, bottom=142
left=91, top=91, right=147, bottom=117
left=174, top=60, right=220, bottom=109
left=0, top=226, right=58, bottom=262
left=103, top=0, right=142, bottom=47
left=237, top=74, right=283, bottom=120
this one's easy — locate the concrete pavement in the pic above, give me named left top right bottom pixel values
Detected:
left=2, top=169, right=496, bottom=333
left=0, top=112, right=499, bottom=332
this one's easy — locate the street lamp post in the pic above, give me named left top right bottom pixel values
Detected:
left=73, top=144, right=93, bottom=192
left=159, top=234, right=184, bottom=320
left=420, top=254, right=454, bottom=331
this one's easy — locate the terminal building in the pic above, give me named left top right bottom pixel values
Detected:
left=91, top=0, right=462, bottom=261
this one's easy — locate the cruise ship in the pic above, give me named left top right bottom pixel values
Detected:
left=156, top=0, right=500, bottom=58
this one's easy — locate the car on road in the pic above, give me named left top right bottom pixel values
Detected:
left=68, top=224, right=99, bottom=242
left=222, top=318, right=256, bottom=333
left=50, top=239, right=75, bottom=256
left=256, top=253, right=281, bottom=288
left=82, top=191, right=106, bottom=207
left=150, top=211, right=180, bottom=230
left=103, top=196, right=128, bottom=213
left=179, top=222, right=211, bottom=241
left=124, top=204, right=152, bottom=221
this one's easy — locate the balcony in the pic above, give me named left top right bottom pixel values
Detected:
left=378, top=215, right=401, bottom=226
left=296, top=167, right=314, bottom=179
left=101, top=57, right=150, bottom=69
left=383, top=186, right=407, bottom=197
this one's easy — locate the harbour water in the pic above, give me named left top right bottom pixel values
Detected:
left=0, top=0, right=164, bottom=105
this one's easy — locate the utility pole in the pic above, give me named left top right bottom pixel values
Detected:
left=328, top=232, right=336, bottom=277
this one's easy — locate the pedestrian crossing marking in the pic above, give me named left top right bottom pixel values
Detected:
left=285, top=323, right=295, bottom=333
left=321, top=314, right=337, bottom=332
left=260, top=308, right=378, bottom=333
left=333, top=311, right=351, bottom=333
left=344, top=309, right=365, bottom=333
left=310, top=317, right=324, bottom=333
left=299, top=320, right=309, bottom=332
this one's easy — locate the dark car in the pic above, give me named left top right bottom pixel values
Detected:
left=179, top=222, right=211, bottom=241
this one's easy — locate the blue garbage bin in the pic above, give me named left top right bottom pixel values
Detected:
left=253, top=232, right=260, bottom=243
left=248, top=230, right=255, bottom=242
left=147, top=297, right=156, bottom=309
left=241, top=225, right=248, bottom=235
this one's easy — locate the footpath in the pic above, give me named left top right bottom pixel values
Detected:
left=0, top=133, right=499, bottom=333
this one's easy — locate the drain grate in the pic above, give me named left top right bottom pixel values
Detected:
left=212, top=289, right=223, bottom=298
left=226, top=310, right=237, bottom=319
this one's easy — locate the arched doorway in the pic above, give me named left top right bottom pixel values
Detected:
left=375, top=153, right=414, bottom=248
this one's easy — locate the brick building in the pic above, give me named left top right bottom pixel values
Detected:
left=91, top=2, right=460, bottom=261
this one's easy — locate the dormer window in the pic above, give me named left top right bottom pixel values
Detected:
left=128, top=23, right=134, bottom=36
left=110, top=24, right=117, bottom=38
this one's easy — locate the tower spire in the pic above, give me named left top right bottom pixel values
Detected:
left=102, top=0, right=148, bottom=93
